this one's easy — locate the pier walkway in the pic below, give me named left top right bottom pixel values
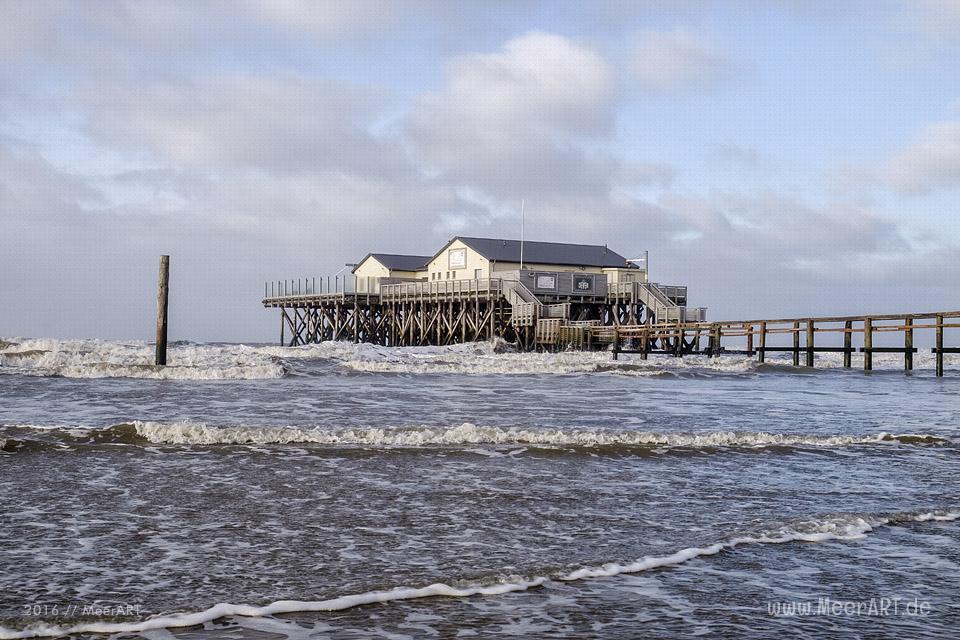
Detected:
left=262, top=276, right=955, bottom=375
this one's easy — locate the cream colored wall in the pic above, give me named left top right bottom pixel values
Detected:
left=603, top=267, right=648, bottom=284
left=354, top=257, right=424, bottom=280
left=425, top=239, right=490, bottom=280
left=353, top=257, right=390, bottom=279
left=492, top=261, right=606, bottom=275
left=389, top=270, right=423, bottom=279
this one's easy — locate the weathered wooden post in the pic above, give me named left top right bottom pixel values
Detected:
left=758, top=321, right=766, bottom=363
left=806, top=319, right=815, bottom=367
left=936, top=314, right=944, bottom=377
left=792, top=321, right=800, bottom=366
left=843, top=320, right=852, bottom=368
left=904, top=316, right=913, bottom=372
left=612, top=328, right=620, bottom=360
left=155, top=255, right=169, bottom=366
left=863, top=318, right=873, bottom=372
left=712, top=324, right=722, bottom=356
left=745, top=323, right=754, bottom=357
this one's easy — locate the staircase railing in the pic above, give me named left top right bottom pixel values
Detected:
left=503, top=279, right=543, bottom=326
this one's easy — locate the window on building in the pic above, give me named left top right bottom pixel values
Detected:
left=451, top=271, right=456, bottom=279
left=445, top=271, right=449, bottom=279
left=474, top=268, right=482, bottom=279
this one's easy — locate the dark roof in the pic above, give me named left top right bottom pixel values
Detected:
left=454, top=237, right=635, bottom=269
left=359, top=253, right=431, bottom=272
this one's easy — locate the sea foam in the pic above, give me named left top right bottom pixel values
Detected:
left=128, top=421, right=950, bottom=448
left=0, top=508, right=955, bottom=640
left=3, top=336, right=956, bottom=380
left=0, top=338, right=286, bottom=380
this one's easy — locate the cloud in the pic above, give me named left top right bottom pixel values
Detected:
left=408, top=31, right=672, bottom=203
left=75, top=74, right=410, bottom=177
left=244, top=0, right=412, bottom=38
left=708, top=142, right=773, bottom=172
left=900, top=0, right=960, bottom=43
left=629, top=29, right=730, bottom=92
left=0, top=0, right=67, bottom=60
left=882, top=121, right=960, bottom=194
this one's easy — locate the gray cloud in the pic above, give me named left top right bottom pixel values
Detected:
left=75, top=75, right=412, bottom=177
left=629, top=29, right=731, bottom=92
left=408, top=31, right=675, bottom=208
left=882, top=121, right=960, bottom=194
left=708, top=142, right=773, bottom=173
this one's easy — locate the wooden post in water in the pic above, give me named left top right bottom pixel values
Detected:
left=843, top=321, right=852, bottom=368
left=155, top=255, right=169, bottom=366
left=792, top=321, right=800, bottom=366
left=806, top=319, right=815, bottom=367
left=758, top=321, right=766, bottom=363
left=904, top=316, right=913, bottom=372
left=863, top=318, right=873, bottom=372
left=745, top=323, right=754, bottom=357
left=936, top=314, right=944, bottom=377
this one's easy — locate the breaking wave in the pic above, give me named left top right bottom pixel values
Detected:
left=3, top=337, right=956, bottom=379
left=250, top=340, right=960, bottom=376
left=0, top=422, right=951, bottom=453
left=1, top=508, right=955, bottom=639
left=0, top=338, right=287, bottom=380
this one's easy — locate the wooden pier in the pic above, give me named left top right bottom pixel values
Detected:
left=263, top=276, right=702, bottom=352
left=263, top=277, right=955, bottom=375
left=600, top=311, right=959, bottom=376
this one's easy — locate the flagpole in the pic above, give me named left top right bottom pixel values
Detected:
left=520, top=199, right=525, bottom=271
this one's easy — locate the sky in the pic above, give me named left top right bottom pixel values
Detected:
left=1, top=0, right=959, bottom=342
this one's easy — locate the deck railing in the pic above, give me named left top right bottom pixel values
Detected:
left=264, top=275, right=386, bottom=298
left=379, top=278, right=503, bottom=300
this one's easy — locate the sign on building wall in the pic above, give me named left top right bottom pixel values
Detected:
left=535, top=274, right=557, bottom=290
left=448, top=248, right=466, bottom=269
left=573, top=274, right=594, bottom=293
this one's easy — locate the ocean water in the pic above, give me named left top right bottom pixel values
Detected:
left=0, top=337, right=958, bottom=639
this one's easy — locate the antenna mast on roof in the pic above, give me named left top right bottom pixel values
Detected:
left=519, top=199, right=525, bottom=271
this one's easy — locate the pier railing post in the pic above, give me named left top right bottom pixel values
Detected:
left=843, top=321, right=852, bottom=368
left=746, top=323, right=754, bottom=357
left=936, top=314, right=944, bottom=377
left=904, top=316, right=913, bottom=372
left=806, top=319, right=815, bottom=367
left=612, top=328, right=620, bottom=360
left=864, top=318, right=873, bottom=372
left=758, top=321, right=766, bottom=363
left=792, top=321, right=800, bottom=366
